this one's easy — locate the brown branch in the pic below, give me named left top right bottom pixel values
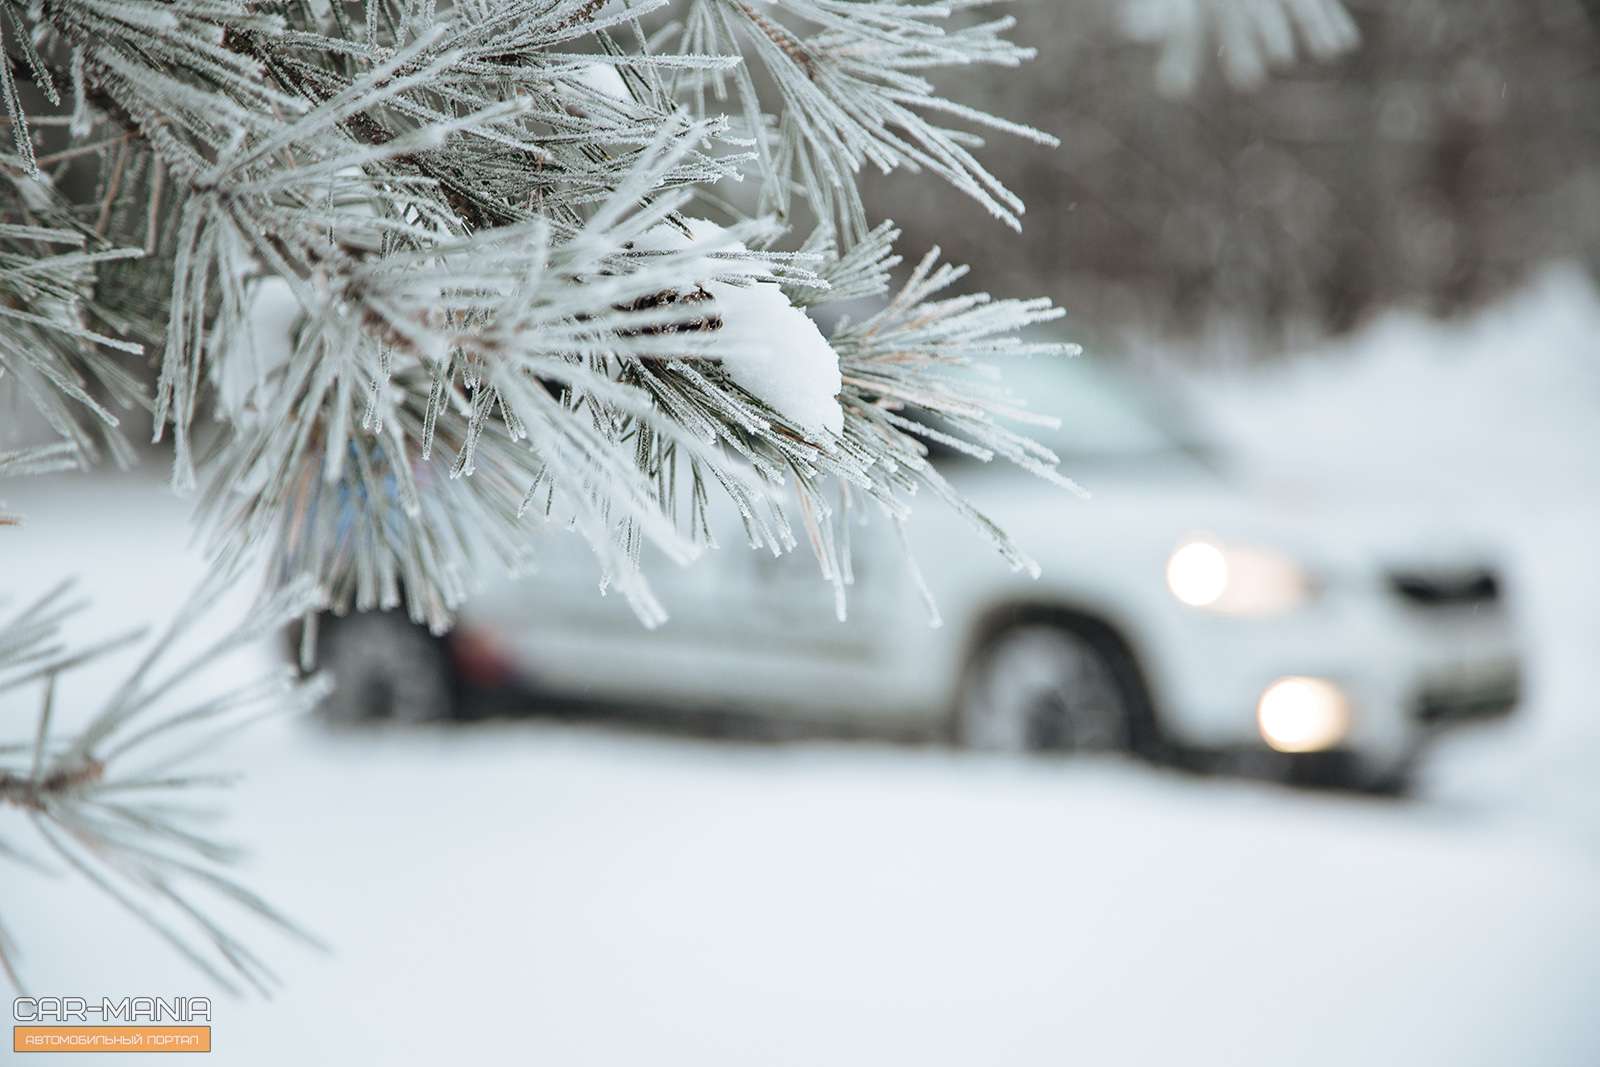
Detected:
left=0, top=758, right=105, bottom=812
left=554, top=0, right=608, bottom=34
left=730, top=0, right=816, bottom=79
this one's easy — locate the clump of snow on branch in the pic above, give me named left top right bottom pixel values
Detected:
left=632, top=219, right=844, bottom=437
left=570, top=62, right=631, bottom=105
left=215, top=276, right=299, bottom=423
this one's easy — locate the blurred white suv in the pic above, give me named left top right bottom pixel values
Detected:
left=305, top=358, right=1522, bottom=789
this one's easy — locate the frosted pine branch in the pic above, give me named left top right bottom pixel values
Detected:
left=1, top=162, right=146, bottom=470
left=668, top=0, right=1059, bottom=240
left=0, top=577, right=330, bottom=994
left=1, top=0, right=1085, bottom=636
left=1122, top=0, right=1359, bottom=95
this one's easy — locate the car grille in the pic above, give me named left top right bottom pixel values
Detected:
left=1387, top=568, right=1501, bottom=609
left=1415, top=666, right=1522, bottom=724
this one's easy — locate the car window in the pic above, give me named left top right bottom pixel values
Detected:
left=1023, top=359, right=1182, bottom=457
left=925, top=357, right=1209, bottom=465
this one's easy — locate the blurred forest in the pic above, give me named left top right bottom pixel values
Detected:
left=865, top=0, right=1600, bottom=358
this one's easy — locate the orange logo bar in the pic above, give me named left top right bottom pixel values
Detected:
left=13, top=1025, right=211, bottom=1053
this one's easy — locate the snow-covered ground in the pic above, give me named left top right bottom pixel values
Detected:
left=3, top=268, right=1599, bottom=1065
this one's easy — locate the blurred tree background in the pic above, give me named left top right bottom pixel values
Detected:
left=864, top=0, right=1600, bottom=360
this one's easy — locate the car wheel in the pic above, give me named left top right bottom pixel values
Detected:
left=305, top=610, right=460, bottom=724
left=957, top=620, right=1149, bottom=755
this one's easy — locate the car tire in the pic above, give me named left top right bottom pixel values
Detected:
left=296, top=610, right=461, bottom=724
left=956, top=614, right=1156, bottom=757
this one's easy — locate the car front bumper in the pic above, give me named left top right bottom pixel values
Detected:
left=1139, top=586, right=1523, bottom=771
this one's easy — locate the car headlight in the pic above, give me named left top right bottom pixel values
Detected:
left=1257, top=677, right=1351, bottom=752
left=1165, top=538, right=1313, bottom=616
